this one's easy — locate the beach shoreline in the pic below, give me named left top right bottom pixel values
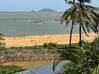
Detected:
left=3, top=33, right=97, bottom=47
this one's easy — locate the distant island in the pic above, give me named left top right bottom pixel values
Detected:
left=31, top=10, right=36, bottom=12
left=39, top=8, right=56, bottom=12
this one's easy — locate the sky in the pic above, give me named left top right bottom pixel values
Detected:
left=0, top=0, right=98, bottom=12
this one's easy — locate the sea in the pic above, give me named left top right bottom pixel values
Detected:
left=0, top=12, right=79, bottom=37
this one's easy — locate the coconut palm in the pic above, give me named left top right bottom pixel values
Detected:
left=0, top=33, right=5, bottom=48
left=53, top=0, right=99, bottom=73
left=61, top=0, right=99, bottom=47
left=0, top=33, right=3, bottom=40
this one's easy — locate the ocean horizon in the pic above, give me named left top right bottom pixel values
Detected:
left=0, top=12, right=81, bottom=37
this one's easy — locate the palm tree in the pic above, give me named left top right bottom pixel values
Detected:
left=61, top=0, right=99, bottom=47
left=53, top=0, right=99, bottom=73
left=0, top=33, right=5, bottom=48
left=0, top=33, right=4, bottom=40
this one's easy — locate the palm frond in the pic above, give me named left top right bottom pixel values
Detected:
left=81, top=24, right=89, bottom=36
left=84, top=24, right=90, bottom=33
left=61, top=3, right=99, bottom=45
left=78, top=0, right=91, bottom=3
left=55, top=0, right=99, bottom=74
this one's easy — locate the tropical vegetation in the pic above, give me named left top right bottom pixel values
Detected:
left=53, top=0, right=99, bottom=74
left=61, top=0, right=99, bottom=47
left=0, top=65, right=24, bottom=74
left=53, top=39, right=99, bottom=74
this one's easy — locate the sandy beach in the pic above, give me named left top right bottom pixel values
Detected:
left=3, top=33, right=97, bottom=47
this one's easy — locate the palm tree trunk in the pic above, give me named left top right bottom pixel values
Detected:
left=69, top=22, right=74, bottom=47
left=73, top=0, right=75, bottom=3
left=79, top=24, right=82, bottom=46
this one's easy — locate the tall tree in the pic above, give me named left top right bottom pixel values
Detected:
left=62, top=0, right=99, bottom=47
left=53, top=0, right=99, bottom=73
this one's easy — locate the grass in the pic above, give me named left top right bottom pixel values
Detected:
left=0, top=65, right=24, bottom=74
left=0, top=42, right=79, bottom=72
left=1, top=60, right=53, bottom=69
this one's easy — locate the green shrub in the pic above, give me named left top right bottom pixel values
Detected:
left=53, top=40, right=99, bottom=74
left=92, top=66, right=99, bottom=74
left=0, top=65, right=24, bottom=74
left=43, top=43, right=58, bottom=49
